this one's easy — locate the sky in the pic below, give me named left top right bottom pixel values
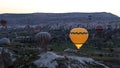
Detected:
left=0, top=0, right=120, bottom=16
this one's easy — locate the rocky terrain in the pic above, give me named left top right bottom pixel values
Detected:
left=34, top=51, right=108, bottom=68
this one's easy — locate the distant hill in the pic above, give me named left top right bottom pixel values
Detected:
left=0, top=12, right=120, bottom=26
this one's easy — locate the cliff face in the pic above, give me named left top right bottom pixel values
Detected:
left=0, top=12, right=120, bottom=26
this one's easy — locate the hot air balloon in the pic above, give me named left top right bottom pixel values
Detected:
left=69, top=28, right=89, bottom=49
left=95, top=25, right=105, bottom=38
left=34, top=26, right=40, bottom=33
left=35, top=32, right=51, bottom=50
left=0, top=38, right=10, bottom=45
left=0, top=20, right=7, bottom=28
left=95, top=25, right=104, bottom=32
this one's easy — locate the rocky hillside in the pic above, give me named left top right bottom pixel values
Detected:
left=0, top=12, right=120, bottom=26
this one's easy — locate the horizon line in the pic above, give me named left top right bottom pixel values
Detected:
left=0, top=12, right=119, bottom=17
left=0, top=11, right=112, bottom=14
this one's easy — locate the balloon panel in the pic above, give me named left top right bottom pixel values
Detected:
left=70, top=28, right=89, bottom=44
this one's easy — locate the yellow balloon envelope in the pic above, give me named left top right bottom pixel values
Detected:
left=69, top=28, right=89, bottom=49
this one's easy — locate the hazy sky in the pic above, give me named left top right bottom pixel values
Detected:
left=0, top=0, right=120, bottom=16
